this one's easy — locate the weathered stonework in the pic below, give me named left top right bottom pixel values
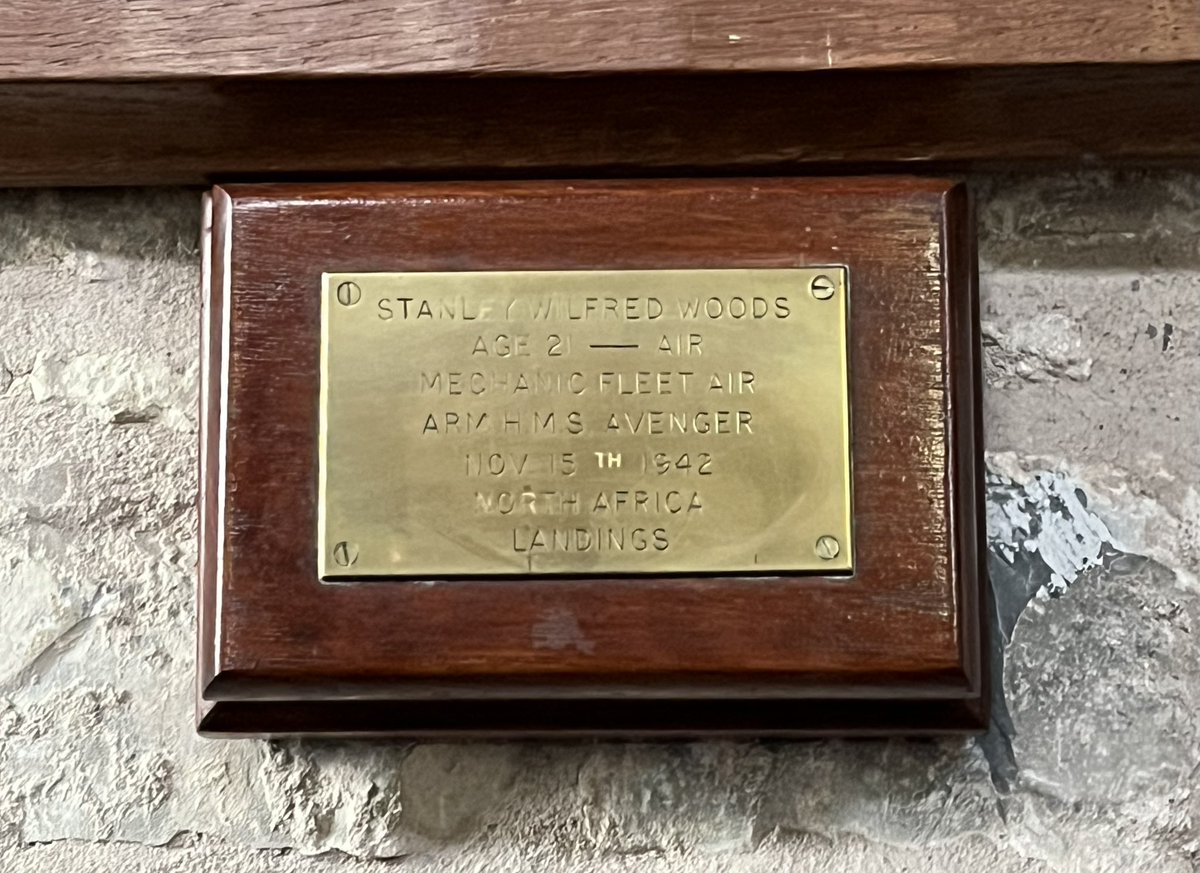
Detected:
left=1, top=174, right=1198, bottom=871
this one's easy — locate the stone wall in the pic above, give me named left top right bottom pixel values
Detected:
left=1, top=174, right=1198, bottom=871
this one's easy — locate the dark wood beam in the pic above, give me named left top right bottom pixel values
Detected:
left=1, top=66, right=1197, bottom=186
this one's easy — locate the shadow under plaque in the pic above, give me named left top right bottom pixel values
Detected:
left=197, top=177, right=985, bottom=737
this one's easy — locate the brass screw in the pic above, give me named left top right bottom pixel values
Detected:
left=815, top=535, right=841, bottom=560
left=332, top=541, right=359, bottom=567
left=335, top=281, right=362, bottom=307
left=810, top=274, right=836, bottom=300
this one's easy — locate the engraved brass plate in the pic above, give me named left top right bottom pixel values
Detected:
left=319, top=269, right=852, bottom=578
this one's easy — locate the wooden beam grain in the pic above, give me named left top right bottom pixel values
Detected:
left=1, top=0, right=1197, bottom=77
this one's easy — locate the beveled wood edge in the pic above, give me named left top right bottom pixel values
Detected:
left=197, top=187, right=231, bottom=706
left=201, top=666, right=983, bottom=702
left=197, top=695, right=989, bottom=738
left=212, top=176, right=961, bottom=202
left=941, top=182, right=989, bottom=713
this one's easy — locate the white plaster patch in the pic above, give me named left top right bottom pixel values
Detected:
left=997, top=455, right=1200, bottom=592
left=987, top=453, right=1113, bottom=595
left=26, top=351, right=195, bottom=432
left=0, top=545, right=82, bottom=689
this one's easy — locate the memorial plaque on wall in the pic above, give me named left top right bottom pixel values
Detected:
left=198, top=178, right=985, bottom=737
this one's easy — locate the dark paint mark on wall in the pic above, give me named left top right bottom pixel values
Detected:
left=979, top=467, right=1131, bottom=791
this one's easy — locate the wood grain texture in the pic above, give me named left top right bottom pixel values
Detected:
left=2, top=0, right=1196, bottom=77
left=1, top=2, right=1195, bottom=184
left=2, top=66, right=1197, bottom=187
left=198, top=177, right=986, bottom=736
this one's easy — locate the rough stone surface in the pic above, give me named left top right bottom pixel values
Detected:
left=1, top=173, right=1199, bottom=871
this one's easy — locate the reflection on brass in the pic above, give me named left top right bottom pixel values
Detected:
left=319, top=269, right=853, bottom=578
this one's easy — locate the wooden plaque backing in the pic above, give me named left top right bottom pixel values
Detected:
left=198, top=178, right=985, bottom=737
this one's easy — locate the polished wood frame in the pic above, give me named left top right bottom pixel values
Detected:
left=198, top=177, right=985, bottom=737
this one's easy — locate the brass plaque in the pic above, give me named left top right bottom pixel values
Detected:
left=319, top=269, right=852, bottom=578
